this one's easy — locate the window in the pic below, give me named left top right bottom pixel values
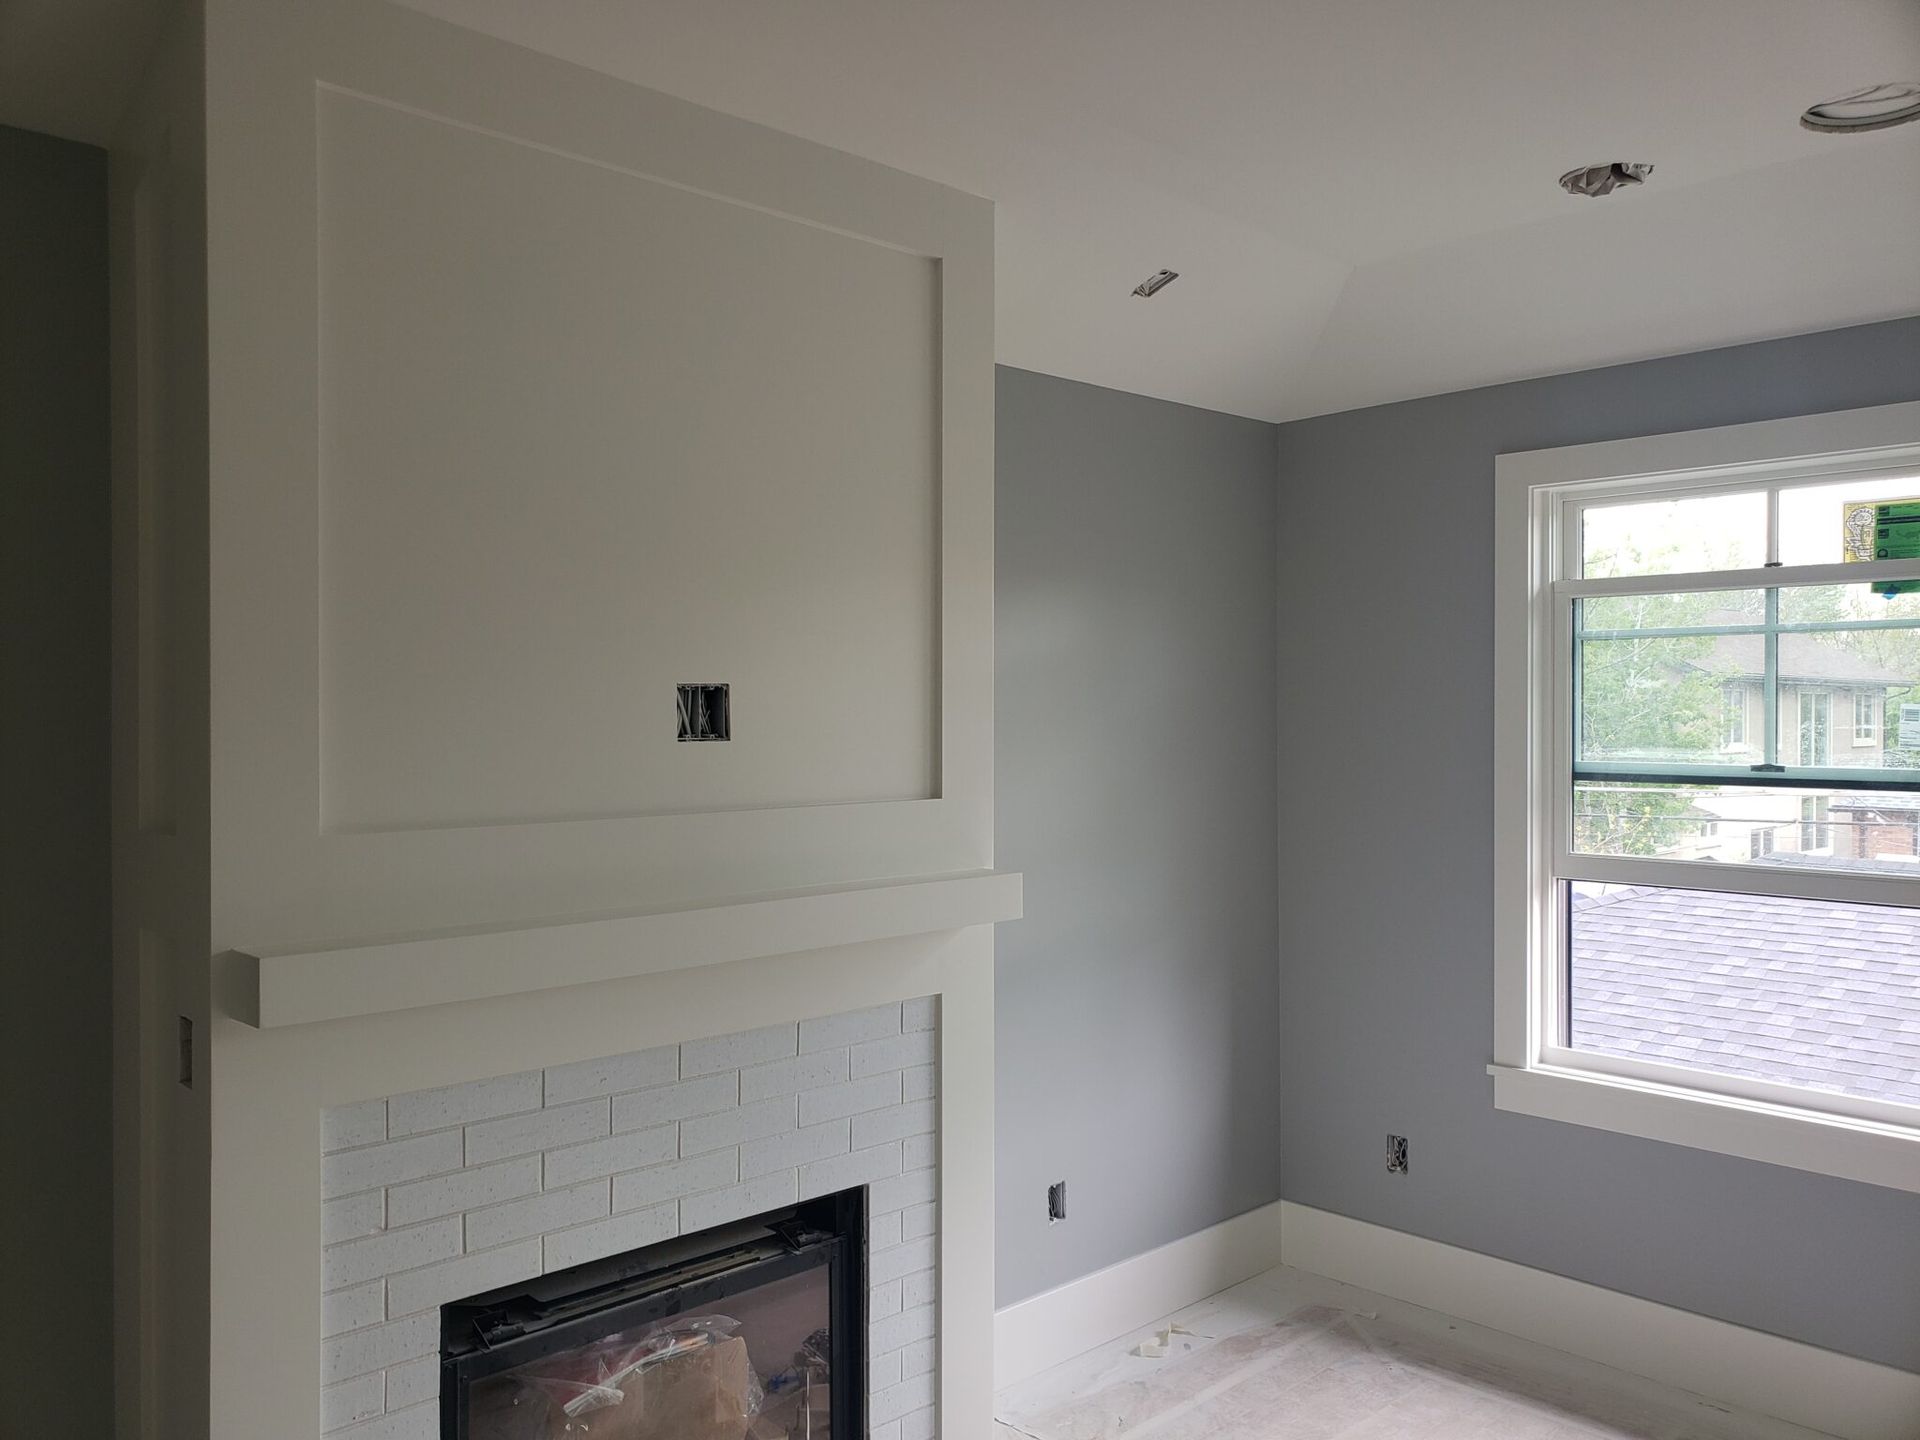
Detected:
left=1798, top=690, right=1831, bottom=766
left=1495, top=402, right=1920, bottom=1191
left=1799, top=796, right=1831, bottom=853
left=1855, top=690, right=1879, bottom=745
left=1722, top=686, right=1748, bottom=749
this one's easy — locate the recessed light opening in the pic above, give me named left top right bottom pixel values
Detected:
left=1558, top=162, right=1654, bottom=198
left=1801, top=81, right=1920, bottom=133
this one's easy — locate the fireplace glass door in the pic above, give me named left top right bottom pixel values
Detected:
left=442, top=1192, right=864, bottom=1440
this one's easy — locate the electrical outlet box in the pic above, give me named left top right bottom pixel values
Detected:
left=1386, top=1134, right=1408, bottom=1174
left=676, top=683, right=730, bottom=741
left=1047, top=1180, right=1067, bottom=1224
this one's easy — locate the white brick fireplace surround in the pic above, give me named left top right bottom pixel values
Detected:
left=321, top=1002, right=943, bottom=1440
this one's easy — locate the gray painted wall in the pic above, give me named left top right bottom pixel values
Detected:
left=0, top=125, right=113, bottom=1427
left=1274, top=314, right=1920, bottom=1372
left=996, top=366, right=1281, bottom=1307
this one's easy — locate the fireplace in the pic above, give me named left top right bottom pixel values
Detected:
left=441, top=1190, right=865, bottom=1440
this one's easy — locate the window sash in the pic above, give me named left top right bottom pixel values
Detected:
left=1540, top=488, right=1920, bottom=1064
left=1561, top=581, right=1920, bottom=794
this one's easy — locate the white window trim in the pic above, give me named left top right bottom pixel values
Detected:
left=1493, top=398, right=1920, bottom=1194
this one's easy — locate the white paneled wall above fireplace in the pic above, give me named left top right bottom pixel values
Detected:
left=200, top=0, right=994, bottom=950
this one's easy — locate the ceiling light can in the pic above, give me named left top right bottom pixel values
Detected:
left=1801, top=81, right=1920, bottom=133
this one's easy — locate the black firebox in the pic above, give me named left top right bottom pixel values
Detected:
left=440, top=1189, right=865, bottom=1440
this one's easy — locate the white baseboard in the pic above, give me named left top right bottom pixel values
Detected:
left=992, top=1199, right=1286, bottom=1390
left=1279, top=1201, right=1920, bottom=1440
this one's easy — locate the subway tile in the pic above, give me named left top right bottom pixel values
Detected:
left=901, top=1132, right=935, bottom=1173
left=899, top=1335, right=934, bottom=1379
left=680, top=1022, right=796, bottom=1077
left=869, top=1345, right=903, bottom=1392
left=901, top=996, right=937, bottom=1033
left=901, top=1065, right=938, bottom=1103
left=383, top=1355, right=439, bottom=1412
left=323, top=1100, right=387, bottom=1153
left=465, top=1181, right=609, bottom=1253
left=322, top=1191, right=385, bottom=1245
left=850, top=1100, right=935, bottom=1150
left=739, top=1048, right=849, bottom=1103
left=870, top=1236, right=937, bottom=1288
left=871, top=1372, right=936, bottom=1427
left=543, top=1202, right=677, bottom=1273
left=739, top=1119, right=849, bottom=1180
left=850, top=1030, right=936, bottom=1080
left=324, top=1217, right=462, bottom=1292
left=868, top=1168, right=937, bottom=1217
left=543, top=1125, right=677, bottom=1189
left=900, top=1267, right=935, bottom=1309
left=612, top=1073, right=737, bottom=1133
left=544, top=1045, right=678, bottom=1106
left=869, top=1209, right=903, bottom=1252
left=322, top=1279, right=385, bottom=1339
left=799, top=1141, right=900, bottom=1200
left=869, top=1303, right=936, bottom=1357
left=869, top=1279, right=903, bottom=1322
left=799, top=1004, right=901, bottom=1053
left=321, top=1311, right=438, bottom=1385
left=680, top=1095, right=796, bottom=1157
left=679, top=1172, right=798, bottom=1234
left=611, top=1151, right=738, bottom=1213
left=333, top=1403, right=436, bottom=1440
left=323, top=1130, right=464, bottom=1200
left=900, top=1201, right=937, bottom=1242
left=387, top=1237, right=542, bottom=1318
left=321, top=1372, right=383, bottom=1434
left=798, top=1073, right=900, bottom=1126
left=464, top=1097, right=608, bottom=1166
left=387, top=1155, right=541, bottom=1228
left=387, top=1070, right=541, bottom=1138
left=899, top=1403, right=936, bottom=1440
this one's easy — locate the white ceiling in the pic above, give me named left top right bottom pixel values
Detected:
left=10, top=0, right=1920, bottom=420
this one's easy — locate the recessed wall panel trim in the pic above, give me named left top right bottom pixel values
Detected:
left=203, top=0, right=993, bottom=948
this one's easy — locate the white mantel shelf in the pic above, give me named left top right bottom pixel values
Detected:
left=233, top=870, right=1023, bottom=1028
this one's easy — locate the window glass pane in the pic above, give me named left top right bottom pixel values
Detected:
left=1777, top=581, right=1920, bottom=624
left=1576, top=587, right=1920, bottom=773
left=1575, top=598, right=1760, bottom=765
left=1573, top=783, right=1920, bottom=869
left=1774, top=622, right=1920, bottom=772
left=1576, top=589, right=1764, bottom=632
left=1777, top=473, right=1920, bottom=567
left=1568, top=883, right=1920, bottom=1109
left=1580, top=491, right=1765, bottom=578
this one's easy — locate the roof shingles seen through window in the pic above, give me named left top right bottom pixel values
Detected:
left=1570, top=886, right=1920, bottom=1108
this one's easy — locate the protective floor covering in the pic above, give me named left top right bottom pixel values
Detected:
left=996, top=1277, right=1835, bottom=1440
